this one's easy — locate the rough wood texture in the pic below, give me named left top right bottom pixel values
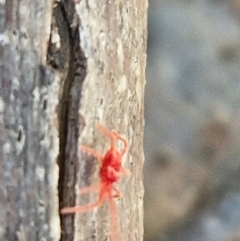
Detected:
left=0, top=0, right=148, bottom=240
left=0, top=0, right=60, bottom=240
left=61, top=0, right=148, bottom=240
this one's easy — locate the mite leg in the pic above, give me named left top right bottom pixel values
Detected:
left=108, top=193, right=122, bottom=241
left=121, top=167, right=131, bottom=177
left=79, top=183, right=102, bottom=195
left=61, top=189, right=106, bottom=214
left=111, top=186, right=122, bottom=198
left=81, top=145, right=103, bottom=162
left=112, top=130, right=128, bottom=156
left=97, top=123, right=116, bottom=148
left=97, top=123, right=128, bottom=156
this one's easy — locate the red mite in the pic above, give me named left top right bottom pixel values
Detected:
left=61, top=123, right=130, bottom=241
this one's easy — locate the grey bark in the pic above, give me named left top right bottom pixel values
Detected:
left=0, top=0, right=148, bottom=240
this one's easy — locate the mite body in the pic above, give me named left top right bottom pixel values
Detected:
left=61, top=123, right=130, bottom=241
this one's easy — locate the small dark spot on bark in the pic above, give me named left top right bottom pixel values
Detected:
left=40, top=133, right=45, bottom=141
left=91, top=231, right=97, bottom=239
left=79, top=114, right=86, bottom=131
left=39, top=65, right=54, bottom=86
left=20, top=31, right=28, bottom=39
left=17, top=129, right=22, bottom=142
left=12, top=29, right=18, bottom=35
left=43, top=99, right=48, bottom=110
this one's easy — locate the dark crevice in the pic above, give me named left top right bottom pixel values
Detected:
left=47, top=1, right=87, bottom=240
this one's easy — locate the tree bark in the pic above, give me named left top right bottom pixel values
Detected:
left=0, top=0, right=148, bottom=240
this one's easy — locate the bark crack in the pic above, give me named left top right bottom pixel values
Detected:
left=47, top=1, right=87, bottom=240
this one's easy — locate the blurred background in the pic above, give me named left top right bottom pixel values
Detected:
left=143, top=0, right=240, bottom=241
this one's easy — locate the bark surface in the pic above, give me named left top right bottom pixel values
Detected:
left=0, top=0, right=148, bottom=240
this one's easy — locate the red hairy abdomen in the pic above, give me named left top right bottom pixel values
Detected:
left=100, top=149, right=122, bottom=183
